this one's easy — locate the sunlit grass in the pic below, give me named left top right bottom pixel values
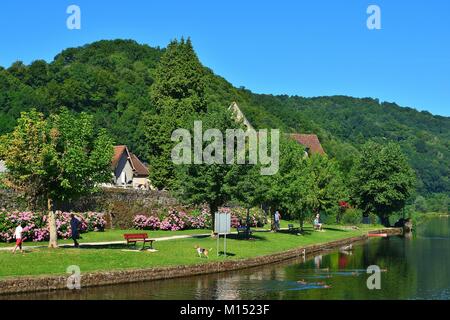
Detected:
left=0, top=223, right=383, bottom=279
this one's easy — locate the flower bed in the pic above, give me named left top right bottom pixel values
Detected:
left=221, top=207, right=266, bottom=228
left=133, top=207, right=266, bottom=231
left=133, top=209, right=210, bottom=231
left=0, top=209, right=106, bottom=242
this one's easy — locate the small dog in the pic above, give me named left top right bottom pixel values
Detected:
left=194, top=245, right=212, bottom=258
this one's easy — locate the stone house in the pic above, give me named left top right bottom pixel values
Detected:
left=109, top=145, right=150, bottom=190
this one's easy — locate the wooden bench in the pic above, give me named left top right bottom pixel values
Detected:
left=123, top=233, right=155, bottom=250
left=288, top=224, right=300, bottom=233
left=237, top=226, right=253, bottom=239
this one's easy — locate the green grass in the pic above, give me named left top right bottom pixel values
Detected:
left=0, top=228, right=210, bottom=248
left=0, top=223, right=384, bottom=279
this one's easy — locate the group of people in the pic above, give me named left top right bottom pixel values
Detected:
left=12, top=213, right=81, bottom=254
left=273, top=211, right=323, bottom=231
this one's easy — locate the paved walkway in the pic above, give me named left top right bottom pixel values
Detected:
left=0, top=228, right=279, bottom=252
left=0, top=232, right=212, bottom=252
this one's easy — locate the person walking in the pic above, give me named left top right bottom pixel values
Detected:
left=12, top=222, right=25, bottom=254
left=274, top=210, right=281, bottom=231
left=70, top=214, right=80, bottom=248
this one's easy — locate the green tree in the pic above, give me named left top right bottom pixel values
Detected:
left=146, top=38, right=207, bottom=189
left=225, top=161, right=267, bottom=234
left=350, top=141, right=416, bottom=226
left=173, top=107, right=242, bottom=226
left=284, top=154, right=346, bottom=231
left=414, top=195, right=428, bottom=213
left=0, top=108, right=114, bottom=247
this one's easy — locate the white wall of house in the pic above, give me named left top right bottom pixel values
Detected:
left=114, top=153, right=134, bottom=187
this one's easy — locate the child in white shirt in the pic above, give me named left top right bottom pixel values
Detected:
left=12, top=222, right=25, bottom=254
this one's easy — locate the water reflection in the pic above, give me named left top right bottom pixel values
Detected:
left=3, top=217, right=450, bottom=300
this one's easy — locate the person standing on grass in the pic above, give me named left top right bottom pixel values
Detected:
left=12, top=222, right=25, bottom=254
left=70, top=214, right=80, bottom=248
left=274, top=210, right=281, bottom=231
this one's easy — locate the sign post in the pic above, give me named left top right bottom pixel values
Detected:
left=214, top=211, right=231, bottom=257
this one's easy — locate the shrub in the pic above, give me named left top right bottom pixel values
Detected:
left=223, top=207, right=266, bottom=228
left=133, top=215, right=161, bottom=230
left=0, top=210, right=106, bottom=242
left=368, top=213, right=379, bottom=225
left=341, top=208, right=363, bottom=225
left=133, top=208, right=210, bottom=231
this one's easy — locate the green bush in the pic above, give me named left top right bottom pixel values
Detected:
left=368, top=213, right=379, bottom=225
left=317, top=212, right=337, bottom=225
left=341, top=208, right=363, bottom=225
left=0, top=174, right=8, bottom=190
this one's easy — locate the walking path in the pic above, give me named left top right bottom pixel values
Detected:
left=0, top=232, right=212, bottom=252
left=0, top=227, right=310, bottom=252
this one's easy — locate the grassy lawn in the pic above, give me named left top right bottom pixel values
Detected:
left=0, top=223, right=384, bottom=279
left=0, top=218, right=308, bottom=248
left=0, top=228, right=210, bottom=248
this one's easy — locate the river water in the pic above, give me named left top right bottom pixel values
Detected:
left=4, top=217, right=450, bottom=300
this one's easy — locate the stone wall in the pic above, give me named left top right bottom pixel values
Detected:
left=0, top=190, right=28, bottom=211
left=67, top=188, right=181, bottom=229
left=0, top=188, right=181, bottom=229
left=0, top=228, right=403, bottom=296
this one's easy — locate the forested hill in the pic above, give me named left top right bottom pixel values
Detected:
left=0, top=39, right=449, bottom=198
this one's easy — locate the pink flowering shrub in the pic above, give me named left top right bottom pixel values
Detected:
left=0, top=209, right=106, bottom=242
left=133, top=215, right=161, bottom=230
left=221, top=207, right=266, bottom=228
left=132, top=207, right=266, bottom=231
left=133, top=208, right=210, bottom=231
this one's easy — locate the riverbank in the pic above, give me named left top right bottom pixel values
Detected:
left=0, top=226, right=401, bottom=295
left=411, top=212, right=449, bottom=226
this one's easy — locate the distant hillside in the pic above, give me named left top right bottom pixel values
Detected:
left=0, top=39, right=448, bottom=197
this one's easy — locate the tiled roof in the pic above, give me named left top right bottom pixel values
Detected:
left=289, top=134, right=326, bottom=155
left=130, top=153, right=149, bottom=177
left=112, top=145, right=149, bottom=177
left=112, top=145, right=131, bottom=169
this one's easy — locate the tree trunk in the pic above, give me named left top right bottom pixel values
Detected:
left=48, top=198, right=58, bottom=248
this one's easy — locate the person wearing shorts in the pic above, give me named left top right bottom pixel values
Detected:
left=12, top=222, right=25, bottom=254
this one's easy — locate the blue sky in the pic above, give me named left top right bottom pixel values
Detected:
left=0, top=0, right=449, bottom=116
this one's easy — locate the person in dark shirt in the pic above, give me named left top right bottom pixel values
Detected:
left=70, top=214, right=80, bottom=248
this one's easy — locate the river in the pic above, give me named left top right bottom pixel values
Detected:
left=4, top=217, right=450, bottom=300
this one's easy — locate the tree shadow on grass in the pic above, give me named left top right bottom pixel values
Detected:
left=224, top=234, right=268, bottom=241
left=217, top=251, right=236, bottom=257
left=74, top=243, right=142, bottom=250
left=321, top=227, right=348, bottom=232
